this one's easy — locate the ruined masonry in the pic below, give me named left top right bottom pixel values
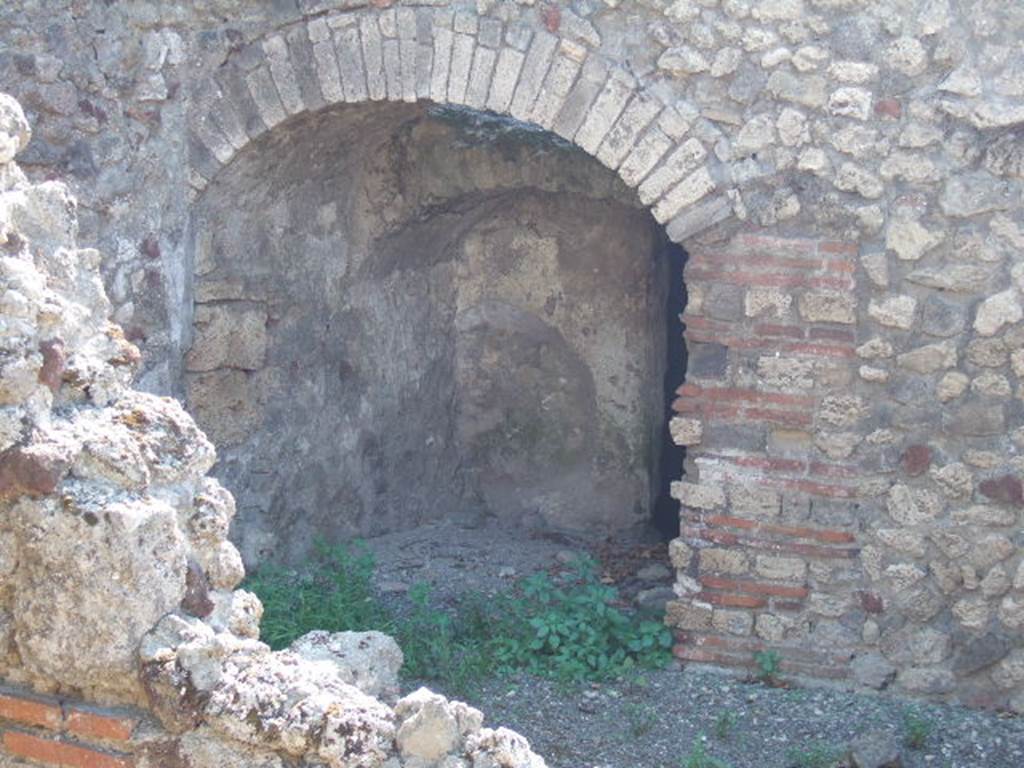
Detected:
left=0, top=93, right=546, bottom=766
left=0, top=0, right=1023, bottom=764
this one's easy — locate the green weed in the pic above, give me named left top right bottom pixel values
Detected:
left=244, top=539, right=390, bottom=649
left=784, top=742, right=844, bottom=768
left=903, top=709, right=933, bottom=750
left=624, top=702, right=658, bottom=738
left=680, top=737, right=733, bottom=768
left=713, top=709, right=737, bottom=741
left=245, top=546, right=674, bottom=695
left=753, top=649, right=782, bottom=684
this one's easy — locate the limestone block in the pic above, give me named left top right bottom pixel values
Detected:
left=394, top=688, right=468, bottom=762
left=334, top=23, right=370, bottom=103
left=700, top=548, right=748, bottom=575
left=868, top=295, right=917, bottom=329
left=465, top=46, right=498, bottom=110
left=292, top=630, right=404, bottom=700
left=666, top=599, right=713, bottom=630
left=936, top=371, right=969, bottom=402
left=671, top=481, right=725, bottom=509
left=245, top=66, right=287, bottom=129
left=487, top=47, right=526, bottom=114
left=887, top=484, right=943, bottom=525
left=429, top=24, right=454, bottom=103
left=754, top=555, right=806, bottom=582
left=886, top=217, right=943, bottom=261
left=0, top=93, right=31, bottom=163
left=360, top=15, right=387, bottom=101
left=262, top=35, right=303, bottom=115
left=669, top=416, right=703, bottom=446
left=593, top=93, right=663, bottom=169
left=974, top=289, right=1023, bottom=337
left=12, top=494, right=188, bottom=701
left=580, top=70, right=640, bottom=158
left=509, top=31, right=558, bottom=121
left=835, top=162, right=884, bottom=199
left=798, top=289, right=856, bottom=324
left=896, top=340, right=957, bottom=374
left=531, top=51, right=582, bottom=129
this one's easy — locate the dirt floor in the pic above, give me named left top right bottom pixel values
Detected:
left=361, top=521, right=1024, bottom=768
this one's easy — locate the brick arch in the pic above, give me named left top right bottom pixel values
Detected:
left=185, top=5, right=732, bottom=244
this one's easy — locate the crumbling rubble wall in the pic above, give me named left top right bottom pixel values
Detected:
left=0, top=93, right=545, bottom=768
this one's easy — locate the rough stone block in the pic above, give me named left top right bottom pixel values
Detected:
left=669, top=417, right=703, bottom=446
left=245, top=66, right=288, bottom=129
left=333, top=24, right=369, bottom=103
left=464, top=46, right=498, bottom=110
left=446, top=33, right=476, bottom=104
left=699, top=548, right=748, bottom=575
left=798, top=290, right=856, bottom=324
left=530, top=53, right=582, bottom=129
left=686, top=341, right=728, bottom=378
left=617, top=128, right=673, bottom=188
left=551, top=56, right=608, bottom=141
left=263, top=34, right=304, bottom=115
left=487, top=47, right=526, bottom=113
left=652, top=166, right=716, bottom=224
left=309, top=27, right=345, bottom=104
left=429, top=25, right=455, bottom=103
left=754, top=555, right=807, bottom=582
left=638, top=138, right=707, bottom=206
left=579, top=70, right=642, bottom=158
left=598, top=91, right=659, bottom=169
left=382, top=38, right=402, bottom=100
left=359, top=15, right=386, bottom=101
left=509, top=30, right=558, bottom=122
left=285, top=24, right=326, bottom=112
left=671, top=481, right=725, bottom=510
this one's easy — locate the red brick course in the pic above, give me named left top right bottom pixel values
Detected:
left=0, top=686, right=139, bottom=768
left=3, top=731, right=132, bottom=768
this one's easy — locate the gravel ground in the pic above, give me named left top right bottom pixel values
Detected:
left=362, top=522, right=1024, bottom=768
left=428, top=668, right=1024, bottom=768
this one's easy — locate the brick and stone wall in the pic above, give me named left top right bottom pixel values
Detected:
left=1, top=0, right=1023, bottom=718
left=0, top=686, right=139, bottom=768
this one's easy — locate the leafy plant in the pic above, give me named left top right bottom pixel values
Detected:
left=244, top=538, right=390, bottom=649
left=489, top=555, right=674, bottom=681
left=624, top=702, right=658, bottom=738
left=713, top=709, right=737, bottom=741
left=753, top=649, right=782, bottom=684
left=245, top=547, right=674, bottom=694
left=390, top=583, right=493, bottom=696
left=784, top=742, right=844, bottom=768
left=903, top=709, right=933, bottom=750
left=680, top=737, right=733, bottom=768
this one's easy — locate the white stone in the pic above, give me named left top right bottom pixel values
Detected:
left=886, top=37, right=928, bottom=76
left=834, top=162, right=884, bottom=199
left=974, top=288, right=1023, bottom=336
left=868, top=295, right=917, bottom=329
left=886, top=217, right=943, bottom=261
left=828, top=87, right=872, bottom=120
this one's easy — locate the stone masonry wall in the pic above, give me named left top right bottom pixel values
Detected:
left=0, top=0, right=1023, bottom=713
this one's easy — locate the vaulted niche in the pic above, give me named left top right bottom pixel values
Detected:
left=184, top=103, right=682, bottom=565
